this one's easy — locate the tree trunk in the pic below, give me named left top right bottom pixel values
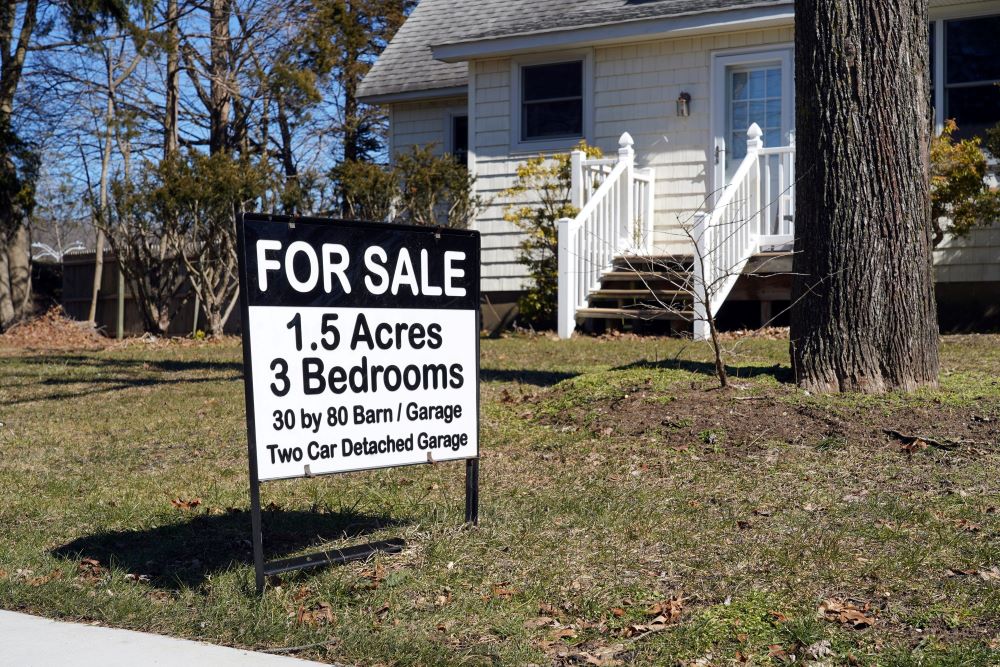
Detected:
left=6, top=223, right=30, bottom=320
left=0, top=234, right=13, bottom=327
left=790, top=0, right=939, bottom=394
left=164, top=0, right=179, bottom=157
left=208, top=0, right=231, bottom=155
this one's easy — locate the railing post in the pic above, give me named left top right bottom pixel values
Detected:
left=570, top=150, right=585, bottom=211
left=557, top=217, right=577, bottom=339
left=617, top=132, right=634, bottom=247
left=746, top=123, right=764, bottom=244
left=644, top=167, right=655, bottom=253
left=692, top=211, right=710, bottom=341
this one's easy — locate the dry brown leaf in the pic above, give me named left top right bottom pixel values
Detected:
left=523, top=616, right=557, bottom=629
left=573, top=645, right=625, bottom=667
left=819, top=598, right=875, bottom=629
left=954, top=519, right=982, bottom=533
left=76, top=558, right=104, bottom=582
left=491, top=584, right=518, bottom=599
left=539, top=602, right=559, bottom=616
left=621, top=616, right=669, bottom=638
left=358, top=562, right=385, bottom=589
left=549, top=627, right=577, bottom=640
left=26, top=570, right=63, bottom=586
left=645, top=596, right=684, bottom=622
left=610, top=607, right=625, bottom=618
left=978, top=567, right=1000, bottom=582
left=170, top=497, right=201, bottom=510
left=946, top=567, right=978, bottom=577
left=148, top=590, right=173, bottom=604
left=768, top=610, right=788, bottom=623
left=296, top=601, right=335, bottom=626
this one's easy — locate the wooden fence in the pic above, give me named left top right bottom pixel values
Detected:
left=61, top=252, right=241, bottom=337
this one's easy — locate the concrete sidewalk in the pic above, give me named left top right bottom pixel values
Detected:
left=0, top=610, right=330, bottom=666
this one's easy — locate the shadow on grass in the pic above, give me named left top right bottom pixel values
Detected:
left=15, top=354, right=243, bottom=374
left=613, top=358, right=793, bottom=384
left=1, top=355, right=243, bottom=406
left=480, top=369, right=579, bottom=387
left=52, top=509, right=402, bottom=589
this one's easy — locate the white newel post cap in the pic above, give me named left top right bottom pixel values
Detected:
left=618, top=132, right=635, bottom=160
left=747, top=123, right=763, bottom=151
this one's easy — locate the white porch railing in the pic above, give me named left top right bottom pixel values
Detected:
left=557, top=133, right=655, bottom=339
left=555, top=124, right=795, bottom=341
left=757, top=134, right=796, bottom=244
left=692, top=123, right=796, bottom=340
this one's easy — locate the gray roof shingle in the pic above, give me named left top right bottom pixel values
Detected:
left=359, top=0, right=791, bottom=101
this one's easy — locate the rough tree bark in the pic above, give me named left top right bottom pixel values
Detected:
left=0, top=0, right=37, bottom=330
left=164, top=0, right=180, bottom=157
left=208, top=0, right=231, bottom=155
left=790, top=0, right=939, bottom=393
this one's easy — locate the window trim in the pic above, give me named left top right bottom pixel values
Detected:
left=510, top=50, right=593, bottom=153
left=929, top=4, right=1000, bottom=136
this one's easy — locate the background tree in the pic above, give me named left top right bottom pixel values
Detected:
left=0, top=0, right=125, bottom=331
left=790, top=0, right=939, bottom=394
left=302, top=0, right=413, bottom=163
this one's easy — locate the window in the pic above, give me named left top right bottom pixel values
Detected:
left=451, top=115, right=468, bottom=165
left=727, top=65, right=783, bottom=164
left=944, top=14, right=1000, bottom=139
left=520, top=61, right=583, bottom=142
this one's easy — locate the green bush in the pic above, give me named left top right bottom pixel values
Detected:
left=333, top=146, right=480, bottom=228
left=502, top=142, right=601, bottom=328
left=930, top=120, right=1000, bottom=247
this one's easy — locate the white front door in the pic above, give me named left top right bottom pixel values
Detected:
left=711, top=48, right=794, bottom=197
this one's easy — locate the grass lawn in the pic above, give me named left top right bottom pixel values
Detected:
left=1, top=333, right=1000, bottom=665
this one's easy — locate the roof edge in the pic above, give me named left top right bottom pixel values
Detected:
left=358, top=85, right=468, bottom=105
left=432, top=3, right=794, bottom=62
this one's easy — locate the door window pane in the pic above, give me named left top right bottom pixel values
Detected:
left=728, top=64, right=783, bottom=173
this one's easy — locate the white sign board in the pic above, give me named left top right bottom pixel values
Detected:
left=237, top=215, right=480, bottom=482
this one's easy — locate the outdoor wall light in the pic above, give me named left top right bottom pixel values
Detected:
left=676, top=92, right=691, bottom=117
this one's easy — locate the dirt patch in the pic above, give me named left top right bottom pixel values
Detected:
left=0, top=307, right=109, bottom=351
left=541, top=380, right=1000, bottom=454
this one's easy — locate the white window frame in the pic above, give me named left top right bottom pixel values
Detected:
left=929, top=4, right=1000, bottom=137
left=709, top=44, right=794, bottom=197
left=510, top=50, right=593, bottom=153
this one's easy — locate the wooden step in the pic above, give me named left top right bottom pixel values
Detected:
left=613, top=258, right=692, bottom=273
left=600, top=271, right=690, bottom=282
left=576, top=307, right=693, bottom=321
left=588, top=289, right=692, bottom=300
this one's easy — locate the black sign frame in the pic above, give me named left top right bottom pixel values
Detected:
left=236, top=213, right=480, bottom=593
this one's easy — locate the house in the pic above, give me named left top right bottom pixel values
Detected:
left=359, top=0, right=1000, bottom=336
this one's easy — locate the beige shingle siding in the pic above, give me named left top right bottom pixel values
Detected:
left=391, top=97, right=466, bottom=156
left=935, top=228, right=1000, bottom=283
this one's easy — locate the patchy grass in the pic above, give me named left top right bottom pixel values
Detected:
left=1, top=333, right=999, bottom=665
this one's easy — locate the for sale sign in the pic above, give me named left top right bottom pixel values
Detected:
left=237, top=214, right=480, bottom=482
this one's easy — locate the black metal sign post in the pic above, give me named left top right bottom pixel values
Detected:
left=236, top=214, right=480, bottom=593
